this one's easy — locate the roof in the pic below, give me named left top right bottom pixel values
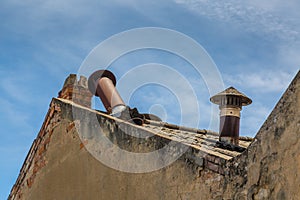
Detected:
left=142, top=120, right=252, bottom=160
left=59, top=97, right=253, bottom=160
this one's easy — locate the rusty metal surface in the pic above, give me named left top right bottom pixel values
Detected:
left=219, top=116, right=240, bottom=145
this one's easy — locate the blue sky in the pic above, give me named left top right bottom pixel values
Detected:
left=1, top=0, right=299, bottom=198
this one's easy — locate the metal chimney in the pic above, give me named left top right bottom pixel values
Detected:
left=88, top=70, right=126, bottom=117
left=210, top=87, right=252, bottom=145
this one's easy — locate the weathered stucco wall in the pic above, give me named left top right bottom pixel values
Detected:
left=222, top=70, right=300, bottom=199
left=9, top=71, right=300, bottom=200
left=11, top=99, right=227, bottom=200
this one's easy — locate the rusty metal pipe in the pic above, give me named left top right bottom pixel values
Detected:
left=97, top=77, right=126, bottom=114
left=88, top=70, right=126, bottom=115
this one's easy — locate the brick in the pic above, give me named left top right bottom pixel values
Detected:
left=67, top=122, right=75, bottom=132
left=205, top=161, right=219, bottom=173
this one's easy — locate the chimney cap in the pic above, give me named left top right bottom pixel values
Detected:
left=210, top=86, right=252, bottom=106
left=88, top=70, right=116, bottom=96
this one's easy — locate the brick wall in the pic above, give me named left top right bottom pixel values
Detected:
left=58, top=74, right=92, bottom=108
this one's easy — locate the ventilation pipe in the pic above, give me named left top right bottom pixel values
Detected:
left=210, top=87, right=252, bottom=145
left=88, top=70, right=127, bottom=117
left=88, top=69, right=161, bottom=124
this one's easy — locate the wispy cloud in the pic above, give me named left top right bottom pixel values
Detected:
left=174, top=0, right=299, bottom=42
left=223, top=70, right=294, bottom=93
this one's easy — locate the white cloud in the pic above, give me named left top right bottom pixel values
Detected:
left=224, top=70, right=294, bottom=93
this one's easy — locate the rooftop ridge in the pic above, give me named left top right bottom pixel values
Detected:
left=144, top=120, right=253, bottom=142
left=55, top=97, right=253, bottom=152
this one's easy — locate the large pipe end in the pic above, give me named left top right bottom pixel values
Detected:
left=88, top=69, right=162, bottom=125
left=88, top=70, right=116, bottom=97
